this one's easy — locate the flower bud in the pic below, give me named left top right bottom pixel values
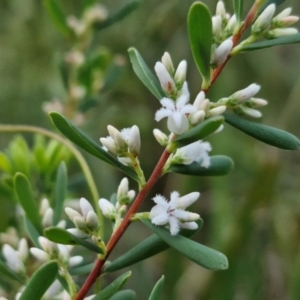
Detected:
left=216, top=1, right=226, bottom=17
left=128, top=125, right=141, bottom=156
left=246, top=98, right=268, bottom=108
left=225, top=14, right=237, bottom=33
left=40, top=198, right=50, bottom=216
left=18, top=239, right=28, bottom=262
left=117, top=178, right=129, bottom=201
left=100, top=137, right=118, bottom=154
left=235, top=106, right=262, bottom=118
left=211, top=39, right=233, bottom=67
left=2, top=244, right=25, bottom=273
left=231, top=83, right=261, bottom=103
left=118, top=156, right=133, bottom=166
left=65, top=207, right=81, bottom=222
left=80, top=197, right=94, bottom=219
left=174, top=60, right=187, bottom=86
left=265, top=27, right=298, bottom=38
left=153, top=129, right=169, bottom=146
left=208, top=105, right=226, bottom=116
left=30, top=248, right=50, bottom=262
left=252, top=4, right=276, bottom=34
left=67, top=228, right=90, bottom=239
left=114, top=130, right=128, bottom=152
left=161, top=52, right=174, bottom=74
left=193, top=91, right=205, bottom=110
left=69, top=256, right=84, bottom=268
left=127, top=190, right=136, bottom=202
left=154, top=62, right=176, bottom=95
left=74, top=216, right=87, bottom=230
left=177, top=192, right=200, bottom=209
left=198, top=99, right=210, bottom=112
left=42, top=207, right=53, bottom=227
left=212, top=15, right=222, bottom=36
left=190, top=110, right=206, bottom=125
left=99, top=198, right=116, bottom=218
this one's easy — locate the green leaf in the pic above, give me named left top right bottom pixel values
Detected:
left=91, top=271, right=132, bottom=300
left=53, top=162, right=67, bottom=225
left=225, top=113, right=300, bottom=150
left=148, top=276, right=164, bottom=300
left=0, top=260, right=25, bottom=284
left=44, top=0, right=72, bottom=37
left=168, top=155, right=234, bottom=176
left=261, top=0, right=285, bottom=11
left=240, top=34, right=300, bottom=52
left=141, top=219, right=228, bottom=270
left=95, top=1, right=142, bottom=30
left=171, top=116, right=224, bottom=148
left=44, top=227, right=104, bottom=254
left=128, top=48, right=165, bottom=100
left=14, top=173, right=42, bottom=234
left=233, top=0, right=243, bottom=23
left=49, top=112, right=138, bottom=181
left=19, top=261, right=58, bottom=300
left=110, top=290, right=136, bottom=300
left=104, top=219, right=203, bottom=273
left=0, top=152, right=11, bottom=173
left=24, top=217, right=41, bottom=248
left=188, top=2, right=212, bottom=89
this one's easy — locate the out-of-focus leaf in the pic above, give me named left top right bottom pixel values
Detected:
left=171, top=116, right=224, bottom=148
left=14, top=173, right=42, bottom=234
left=188, top=2, right=212, bottom=89
left=49, top=112, right=138, bottom=181
left=168, top=155, right=234, bottom=176
left=53, top=162, right=67, bottom=225
left=148, top=276, right=164, bottom=300
left=104, top=219, right=203, bottom=273
left=128, top=48, right=165, bottom=100
left=24, top=217, right=41, bottom=248
left=240, top=34, right=300, bottom=52
left=110, top=290, right=136, bottom=300
left=261, top=0, right=285, bottom=11
left=225, top=113, right=300, bottom=150
left=44, top=0, right=72, bottom=37
left=91, top=271, right=132, bottom=300
left=233, top=0, right=243, bottom=23
left=95, top=1, right=142, bottom=30
left=19, top=261, right=58, bottom=300
left=0, top=260, right=25, bottom=284
left=0, top=152, right=11, bottom=173
left=141, top=219, right=228, bottom=270
left=44, top=227, right=104, bottom=254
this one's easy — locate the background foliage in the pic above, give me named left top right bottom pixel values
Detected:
left=0, top=0, right=300, bottom=299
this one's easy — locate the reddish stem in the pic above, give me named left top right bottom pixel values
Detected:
left=74, top=149, right=171, bottom=300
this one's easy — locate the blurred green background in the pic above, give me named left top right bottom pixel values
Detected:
left=1, top=0, right=300, bottom=299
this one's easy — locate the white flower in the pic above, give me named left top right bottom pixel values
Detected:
left=150, top=191, right=200, bottom=236
left=172, top=141, right=212, bottom=167
left=155, top=88, right=196, bottom=135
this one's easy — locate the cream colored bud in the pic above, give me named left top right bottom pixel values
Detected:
left=266, top=27, right=298, bottom=38
left=114, top=130, right=128, bottom=152
left=42, top=207, right=53, bottom=227
left=174, top=60, right=187, bottom=85
left=100, top=137, right=118, bottom=154
left=193, top=91, right=206, bottom=110
left=162, top=52, right=174, bottom=74
left=225, top=14, right=237, bottom=33
left=212, top=39, right=233, bottom=66
left=190, top=110, right=206, bottom=125
left=117, top=178, right=129, bottom=200
left=252, top=4, right=276, bottom=33
left=198, top=99, right=210, bottom=112
left=128, top=125, right=141, bottom=156
left=65, top=207, right=81, bottom=222
left=74, top=216, right=87, bottom=230
left=212, top=15, right=222, bottom=35
left=86, top=211, right=99, bottom=231
left=216, top=1, right=226, bottom=17
left=208, top=105, right=226, bottom=116
left=153, top=129, right=169, bottom=146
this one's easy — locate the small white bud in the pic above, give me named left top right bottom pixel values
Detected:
left=118, top=156, right=133, bottom=166
left=117, top=178, right=129, bottom=200
left=208, top=105, right=226, bottom=116
left=30, top=248, right=50, bottom=262
left=128, top=125, right=141, bottom=156
left=193, top=91, right=206, bottom=110
left=198, top=99, right=211, bottom=112
left=265, top=27, right=298, bottom=38
left=86, top=211, right=99, bottom=231
left=65, top=51, right=85, bottom=67
left=57, top=220, right=67, bottom=229
left=100, top=137, right=118, bottom=154
left=184, top=212, right=201, bottom=222
left=161, top=52, right=174, bottom=74
left=18, top=238, right=28, bottom=262
left=252, top=4, right=276, bottom=33
left=231, top=83, right=261, bottom=102
left=107, top=125, right=119, bottom=139
left=190, top=110, right=206, bottom=125
left=70, top=86, right=86, bottom=101
left=212, top=39, right=233, bottom=67
left=58, top=245, right=69, bottom=266
left=42, top=207, right=53, bottom=228
left=40, top=198, right=50, bottom=216
left=84, top=4, right=108, bottom=24
left=225, top=14, right=237, bottom=33
left=67, top=16, right=86, bottom=36
left=67, top=228, right=90, bottom=239
left=80, top=198, right=94, bottom=219
left=154, top=62, right=176, bottom=95
left=177, top=192, right=200, bottom=209
left=99, top=198, right=116, bottom=218
left=274, top=7, right=292, bottom=20
left=248, top=98, right=268, bottom=107
left=277, top=16, right=299, bottom=27
left=114, top=130, right=128, bottom=152
left=174, top=60, right=187, bottom=85
left=127, top=190, right=136, bottom=202
left=74, top=216, right=87, bottom=230
left=69, top=256, right=84, bottom=268
left=236, top=106, right=262, bottom=118
left=212, top=15, right=222, bottom=36
left=2, top=244, right=25, bottom=273
left=153, top=129, right=169, bottom=146
left=216, top=1, right=226, bottom=17
left=65, top=207, right=81, bottom=222
left=212, top=124, right=224, bottom=135
left=38, top=237, right=59, bottom=256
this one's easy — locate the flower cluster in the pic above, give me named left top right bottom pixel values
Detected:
left=214, top=83, right=268, bottom=118
left=100, top=125, right=141, bottom=166
left=65, top=198, right=99, bottom=239
left=252, top=4, right=299, bottom=38
left=99, top=178, right=136, bottom=230
left=150, top=191, right=201, bottom=236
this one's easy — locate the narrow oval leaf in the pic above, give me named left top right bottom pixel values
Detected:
left=104, top=219, right=203, bottom=273
left=19, top=261, right=58, bottom=300
left=261, top=0, right=286, bottom=11
left=91, top=271, right=132, bottom=300
left=110, top=290, right=136, bottom=300
left=53, top=162, right=67, bottom=225
left=172, top=116, right=224, bottom=148
left=96, top=1, right=141, bottom=30
left=240, top=34, right=300, bottom=52
left=168, top=155, right=234, bottom=176
left=24, top=217, right=41, bottom=248
left=43, top=0, right=72, bottom=37
left=141, top=219, right=228, bottom=270
left=128, top=48, right=165, bottom=100
left=148, top=276, right=165, bottom=300
left=225, top=113, right=300, bottom=150
left=188, top=2, right=212, bottom=89
left=14, top=173, right=43, bottom=234
left=49, top=112, right=138, bottom=181
left=0, top=260, right=25, bottom=284
left=44, top=227, right=104, bottom=254
left=233, top=0, right=243, bottom=23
